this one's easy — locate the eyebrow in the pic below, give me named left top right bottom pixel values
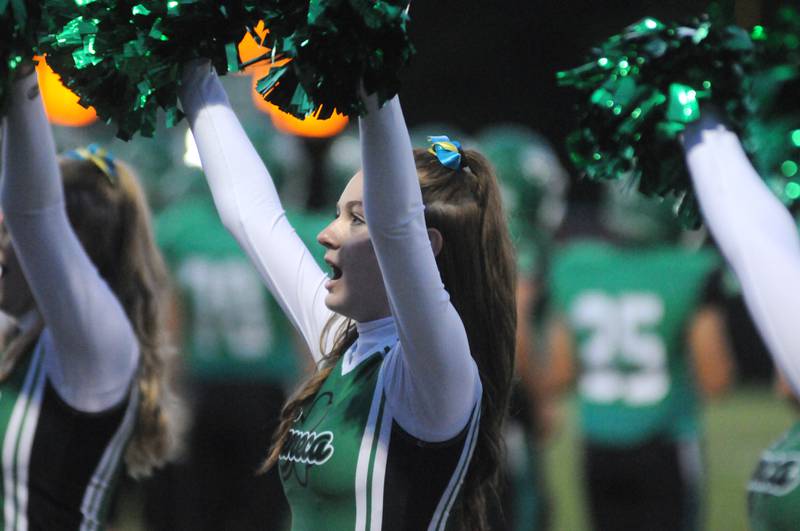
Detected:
left=337, top=200, right=363, bottom=211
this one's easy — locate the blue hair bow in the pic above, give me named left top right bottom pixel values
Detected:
left=64, top=144, right=118, bottom=185
left=428, top=135, right=463, bottom=170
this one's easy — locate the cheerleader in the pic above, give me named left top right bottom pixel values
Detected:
left=179, top=60, right=516, bottom=530
left=0, top=65, right=182, bottom=529
left=683, top=111, right=800, bottom=530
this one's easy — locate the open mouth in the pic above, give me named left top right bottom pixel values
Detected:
left=324, top=255, right=343, bottom=283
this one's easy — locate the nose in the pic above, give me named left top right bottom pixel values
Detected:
left=317, top=220, right=339, bottom=250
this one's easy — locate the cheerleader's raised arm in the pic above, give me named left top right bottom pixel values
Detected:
left=1, top=71, right=137, bottom=412
left=359, top=96, right=481, bottom=441
left=179, top=61, right=333, bottom=361
left=683, top=114, right=800, bottom=393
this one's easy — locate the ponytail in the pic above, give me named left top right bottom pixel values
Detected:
left=60, top=156, right=186, bottom=478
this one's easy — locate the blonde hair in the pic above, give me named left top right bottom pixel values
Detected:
left=1, top=155, right=185, bottom=478
left=265, top=148, right=516, bottom=529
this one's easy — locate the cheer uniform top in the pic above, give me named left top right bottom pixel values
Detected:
left=279, top=317, right=479, bottom=530
left=0, top=74, right=140, bottom=529
left=180, top=62, right=482, bottom=530
left=748, top=422, right=800, bottom=531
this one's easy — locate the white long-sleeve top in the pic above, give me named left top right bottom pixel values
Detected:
left=683, top=115, right=800, bottom=394
left=0, top=72, right=138, bottom=412
left=179, top=62, right=480, bottom=441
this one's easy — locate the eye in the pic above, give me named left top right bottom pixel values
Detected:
left=351, top=214, right=365, bottom=226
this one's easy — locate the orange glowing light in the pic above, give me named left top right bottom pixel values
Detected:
left=35, top=56, right=97, bottom=128
left=237, top=20, right=271, bottom=75
left=238, top=21, right=349, bottom=138
left=251, top=87, right=349, bottom=138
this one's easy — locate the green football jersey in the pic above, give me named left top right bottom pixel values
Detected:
left=748, top=422, right=800, bottom=531
left=549, top=240, right=719, bottom=445
left=509, top=215, right=551, bottom=279
left=156, top=196, right=328, bottom=383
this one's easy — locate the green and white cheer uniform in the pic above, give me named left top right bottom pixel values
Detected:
left=748, top=422, right=800, bottom=531
left=280, top=318, right=479, bottom=530
left=0, top=333, right=137, bottom=531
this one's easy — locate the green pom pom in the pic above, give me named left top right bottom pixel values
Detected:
left=38, top=1, right=281, bottom=140
left=558, top=14, right=756, bottom=228
left=0, top=1, right=43, bottom=116
left=745, top=6, right=800, bottom=205
left=255, top=0, right=415, bottom=118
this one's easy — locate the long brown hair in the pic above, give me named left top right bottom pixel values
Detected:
left=415, top=148, right=517, bottom=529
left=1, top=155, right=185, bottom=478
left=266, top=148, right=516, bottom=529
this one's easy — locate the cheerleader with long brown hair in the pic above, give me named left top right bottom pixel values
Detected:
left=180, top=58, right=516, bottom=530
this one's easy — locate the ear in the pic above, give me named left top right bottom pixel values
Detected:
left=427, top=228, right=443, bottom=257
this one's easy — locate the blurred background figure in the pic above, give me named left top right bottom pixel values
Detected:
left=479, top=125, right=568, bottom=530
left=701, top=264, right=775, bottom=386
left=142, top=111, right=328, bottom=530
left=325, top=125, right=361, bottom=208
left=545, top=183, right=735, bottom=531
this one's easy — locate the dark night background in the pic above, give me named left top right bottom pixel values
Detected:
left=399, top=0, right=783, bottom=202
